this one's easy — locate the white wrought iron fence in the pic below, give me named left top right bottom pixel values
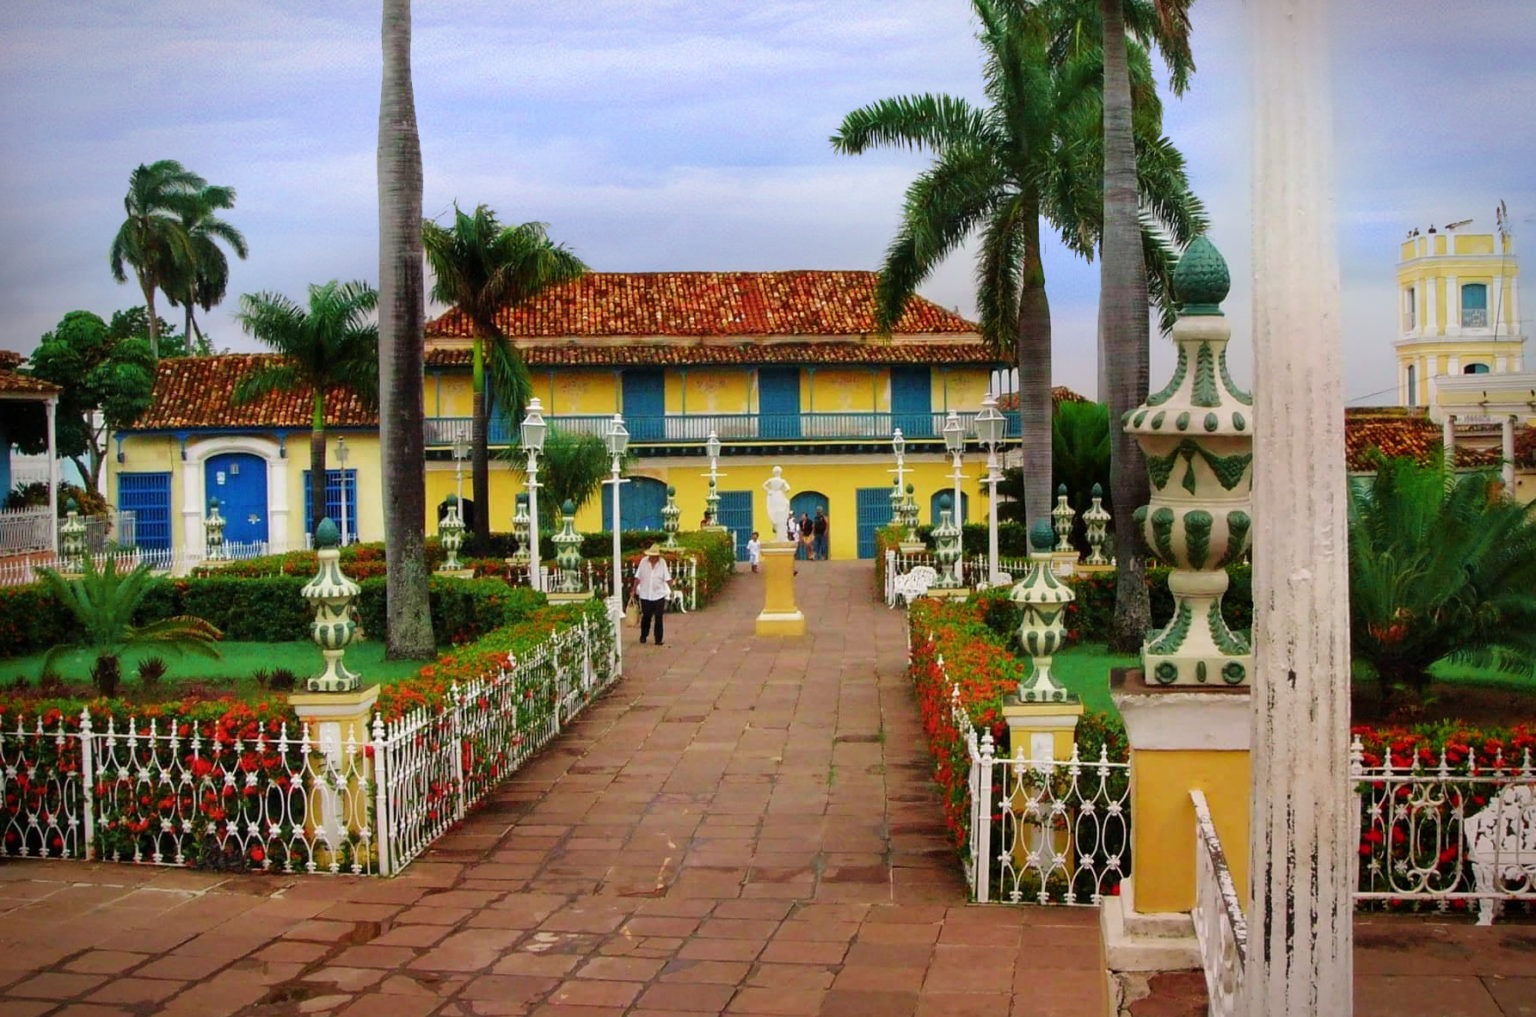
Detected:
left=0, top=507, right=55, bottom=553
left=966, top=728, right=1131, bottom=904
left=1, top=605, right=620, bottom=876
left=1192, top=789, right=1247, bottom=1017
left=0, top=545, right=155, bottom=587
left=1352, top=735, right=1536, bottom=924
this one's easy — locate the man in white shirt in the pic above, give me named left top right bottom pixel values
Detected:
left=632, top=544, right=673, bottom=646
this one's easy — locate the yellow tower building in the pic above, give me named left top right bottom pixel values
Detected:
left=1394, top=216, right=1524, bottom=410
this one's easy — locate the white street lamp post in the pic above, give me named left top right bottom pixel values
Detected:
left=452, top=435, right=467, bottom=509
left=605, top=413, right=629, bottom=613
left=703, top=430, right=722, bottom=528
left=521, top=398, right=547, bottom=592
left=336, top=436, right=350, bottom=546
left=942, top=410, right=967, bottom=586
left=974, top=393, right=1006, bottom=585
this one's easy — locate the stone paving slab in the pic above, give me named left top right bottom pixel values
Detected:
left=4, top=562, right=1532, bottom=1016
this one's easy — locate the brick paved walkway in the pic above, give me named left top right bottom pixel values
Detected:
left=0, top=562, right=1105, bottom=1017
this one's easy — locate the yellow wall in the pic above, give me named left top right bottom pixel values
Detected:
left=682, top=368, right=751, bottom=414
left=1130, top=748, right=1251, bottom=914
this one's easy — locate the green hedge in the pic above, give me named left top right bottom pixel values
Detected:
left=355, top=576, right=543, bottom=646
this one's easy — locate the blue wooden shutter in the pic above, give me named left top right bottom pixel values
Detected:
left=716, top=491, right=753, bottom=560
left=757, top=367, right=801, bottom=439
left=890, top=366, right=932, bottom=438
left=855, top=487, right=895, bottom=559
left=303, top=469, right=358, bottom=540
left=622, top=369, right=666, bottom=441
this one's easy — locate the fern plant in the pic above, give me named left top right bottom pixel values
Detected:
left=1348, top=454, right=1536, bottom=704
left=37, top=558, right=222, bottom=697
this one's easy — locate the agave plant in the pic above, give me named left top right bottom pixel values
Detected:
left=38, top=557, right=221, bottom=697
left=1348, top=454, right=1536, bottom=705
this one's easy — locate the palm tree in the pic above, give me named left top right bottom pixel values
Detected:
left=1087, top=0, right=1199, bottom=651
left=109, top=160, right=213, bottom=357
left=38, top=558, right=221, bottom=697
left=233, top=281, right=380, bottom=536
left=378, top=0, right=435, bottom=658
left=1349, top=455, right=1536, bottom=709
left=422, top=205, right=588, bottom=551
left=833, top=1, right=1089, bottom=529
left=166, top=184, right=249, bottom=351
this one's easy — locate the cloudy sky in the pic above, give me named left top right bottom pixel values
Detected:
left=2, top=1, right=1532, bottom=406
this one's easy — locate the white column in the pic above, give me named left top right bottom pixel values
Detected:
left=1447, top=273, right=1460, bottom=334
left=1425, top=277, right=1438, bottom=335
left=1248, top=1, right=1354, bottom=1014
left=45, top=397, right=58, bottom=555
left=1503, top=416, right=1516, bottom=494
left=1443, top=414, right=1455, bottom=458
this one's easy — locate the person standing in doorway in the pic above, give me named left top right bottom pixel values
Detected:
left=747, top=531, right=761, bottom=573
left=797, top=512, right=814, bottom=561
left=633, top=544, right=672, bottom=646
left=813, top=507, right=829, bottom=561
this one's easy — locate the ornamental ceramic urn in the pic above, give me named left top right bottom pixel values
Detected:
left=439, top=495, right=466, bottom=571
left=1051, top=484, right=1076, bottom=553
left=1082, top=484, right=1111, bottom=566
left=931, top=494, right=963, bottom=589
left=661, top=486, right=681, bottom=549
left=205, top=498, right=227, bottom=560
left=301, top=518, right=361, bottom=692
left=511, top=493, right=530, bottom=563
left=59, top=498, right=86, bottom=568
left=1124, top=236, right=1253, bottom=687
left=1010, top=521, right=1077, bottom=703
left=552, top=499, right=584, bottom=592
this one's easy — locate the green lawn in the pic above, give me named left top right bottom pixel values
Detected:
left=1052, top=643, right=1138, bottom=717
left=4, top=641, right=427, bottom=695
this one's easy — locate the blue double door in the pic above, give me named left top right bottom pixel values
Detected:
left=205, top=453, right=268, bottom=545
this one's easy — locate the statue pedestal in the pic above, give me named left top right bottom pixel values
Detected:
left=289, top=686, right=379, bottom=870
left=755, top=541, right=804, bottom=636
left=547, top=590, right=593, bottom=604
left=435, top=568, right=475, bottom=580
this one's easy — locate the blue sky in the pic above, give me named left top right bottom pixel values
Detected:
left=2, top=1, right=1532, bottom=406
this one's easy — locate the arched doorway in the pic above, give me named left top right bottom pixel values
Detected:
left=603, top=476, right=669, bottom=532
left=205, top=452, right=269, bottom=546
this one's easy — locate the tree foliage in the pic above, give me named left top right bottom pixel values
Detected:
left=1348, top=455, right=1536, bottom=703
left=18, top=310, right=157, bottom=490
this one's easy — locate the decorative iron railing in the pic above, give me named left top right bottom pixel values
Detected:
left=425, top=409, right=1024, bottom=448
left=0, top=604, right=621, bottom=876
left=1192, top=789, right=1247, bottom=1016
left=884, top=549, right=1035, bottom=605
left=0, top=509, right=135, bottom=559
left=1352, top=735, right=1536, bottom=924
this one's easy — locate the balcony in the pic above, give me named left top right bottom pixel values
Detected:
left=425, top=410, right=1025, bottom=449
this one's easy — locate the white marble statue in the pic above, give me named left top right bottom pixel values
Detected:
left=763, top=465, right=792, bottom=541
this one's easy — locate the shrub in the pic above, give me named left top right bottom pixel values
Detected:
left=136, top=656, right=168, bottom=690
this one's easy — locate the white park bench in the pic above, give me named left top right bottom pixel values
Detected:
left=1466, top=783, right=1536, bottom=925
left=890, top=565, right=937, bottom=608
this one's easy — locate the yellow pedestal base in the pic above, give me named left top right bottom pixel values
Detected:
left=546, top=590, right=594, bottom=604
left=755, top=542, right=805, bottom=636
left=1113, top=672, right=1250, bottom=915
left=1001, top=697, right=1085, bottom=762
left=435, top=567, right=476, bottom=580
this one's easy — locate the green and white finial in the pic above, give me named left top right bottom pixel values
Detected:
left=314, top=517, right=340, bottom=550
left=1174, top=235, right=1230, bottom=316
left=1030, top=519, right=1054, bottom=554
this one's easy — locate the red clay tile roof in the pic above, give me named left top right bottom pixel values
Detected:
left=993, top=388, right=1089, bottom=412
left=425, top=269, right=982, bottom=341
left=1341, top=407, right=1518, bottom=470
left=131, top=355, right=376, bottom=430
left=0, top=368, right=60, bottom=398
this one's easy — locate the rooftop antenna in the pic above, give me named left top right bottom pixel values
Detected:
left=1494, top=200, right=1512, bottom=343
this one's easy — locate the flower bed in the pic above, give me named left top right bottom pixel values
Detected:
left=0, top=598, right=618, bottom=875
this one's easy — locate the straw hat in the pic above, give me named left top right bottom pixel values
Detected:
left=644, top=543, right=663, bottom=556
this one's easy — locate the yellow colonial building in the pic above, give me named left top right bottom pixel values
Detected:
left=1395, top=219, right=1526, bottom=416
left=108, top=270, right=1008, bottom=563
